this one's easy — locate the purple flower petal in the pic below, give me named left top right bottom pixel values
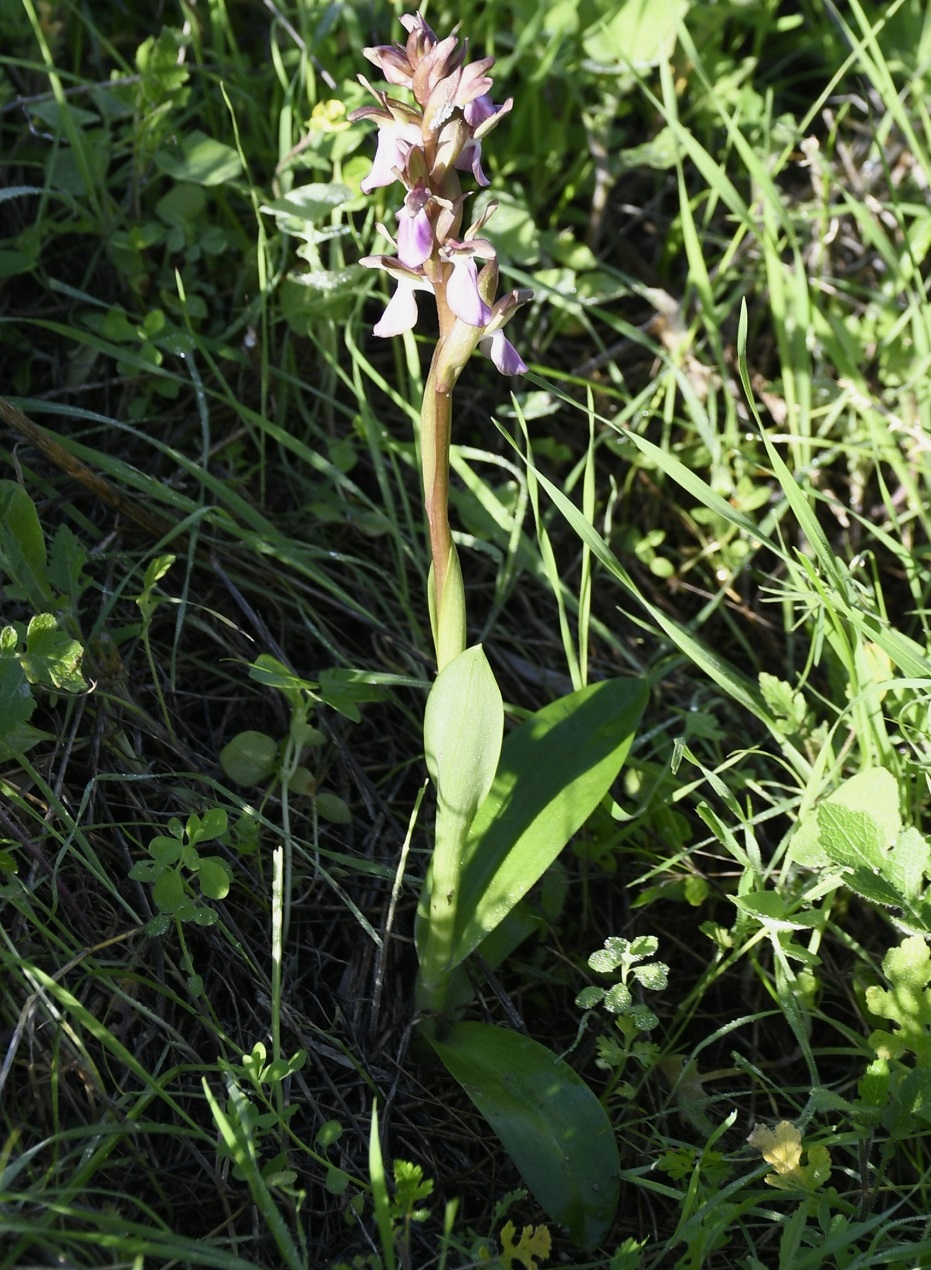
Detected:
left=463, top=94, right=496, bottom=129
left=446, top=253, right=493, bottom=327
left=479, top=329, right=527, bottom=376
left=360, top=121, right=422, bottom=193
left=454, top=137, right=489, bottom=187
left=373, top=277, right=422, bottom=336
left=396, top=189, right=434, bottom=267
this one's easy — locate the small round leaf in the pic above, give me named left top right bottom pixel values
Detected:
left=220, top=731, right=279, bottom=785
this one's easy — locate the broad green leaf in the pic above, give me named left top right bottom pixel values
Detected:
left=261, top=183, right=353, bottom=227
left=0, top=480, right=52, bottom=609
left=584, top=0, right=687, bottom=69
left=427, top=1021, right=619, bottom=1249
left=886, top=827, right=931, bottom=903
left=419, top=645, right=503, bottom=1004
left=196, top=807, right=228, bottom=842
left=449, top=678, right=646, bottom=970
left=826, top=768, right=901, bottom=845
left=816, top=803, right=885, bottom=873
left=149, top=835, right=183, bottom=866
left=791, top=767, right=900, bottom=868
left=155, top=130, right=242, bottom=185
left=0, top=655, right=34, bottom=733
left=424, top=645, right=503, bottom=833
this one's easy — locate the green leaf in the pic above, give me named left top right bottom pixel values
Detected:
left=315, top=791, right=351, bottom=824
left=418, top=645, right=503, bottom=1007
left=0, top=480, right=53, bottom=609
left=220, top=730, right=280, bottom=785
left=197, top=807, right=228, bottom=842
left=197, top=855, right=232, bottom=901
left=424, top=645, right=502, bottom=840
left=135, top=553, right=175, bottom=622
left=248, top=654, right=319, bottom=713
left=584, top=0, right=687, bottom=69
left=261, top=183, right=353, bottom=227
left=21, top=613, right=86, bottom=691
left=426, top=1021, right=619, bottom=1250
left=148, top=835, right=183, bottom=866
left=866, top=934, right=931, bottom=1064
left=319, top=666, right=387, bottom=722
left=155, top=130, right=242, bottom=186
left=0, top=654, right=35, bottom=734
left=791, top=767, right=901, bottom=868
left=152, top=868, right=186, bottom=913
left=450, top=678, right=646, bottom=970
left=368, top=1102, right=396, bottom=1270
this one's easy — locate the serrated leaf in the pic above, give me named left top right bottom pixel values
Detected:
left=20, top=613, right=86, bottom=691
left=865, top=935, right=931, bottom=1063
left=791, top=767, right=901, bottom=868
left=47, top=523, right=87, bottom=597
left=499, top=1219, right=551, bottom=1269
left=758, top=672, right=806, bottom=730
left=817, top=801, right=885, bottom=872
left=886, top=827, right=931, bottom=902
left=427, top=1021, right=619, bottom=1249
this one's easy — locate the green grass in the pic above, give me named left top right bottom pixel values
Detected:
left=4, top=0, right=931, bottom=1265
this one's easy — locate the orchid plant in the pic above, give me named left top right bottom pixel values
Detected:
left=351, top=14, right=646, bottom=1250
left=350, top=11, right=531, bottom=670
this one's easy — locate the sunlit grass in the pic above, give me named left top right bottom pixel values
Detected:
left=3, top=0, right=931, bottom=1264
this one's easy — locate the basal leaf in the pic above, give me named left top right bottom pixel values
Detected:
left=427, top=1021, right=619, bottom=1249
left=450, top=678, right=646, bottom=969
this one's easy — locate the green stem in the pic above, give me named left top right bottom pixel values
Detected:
left=421, top=355, right=466, bottom=669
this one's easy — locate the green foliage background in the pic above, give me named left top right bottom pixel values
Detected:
left=3, top=0, right=931, bottom=1265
